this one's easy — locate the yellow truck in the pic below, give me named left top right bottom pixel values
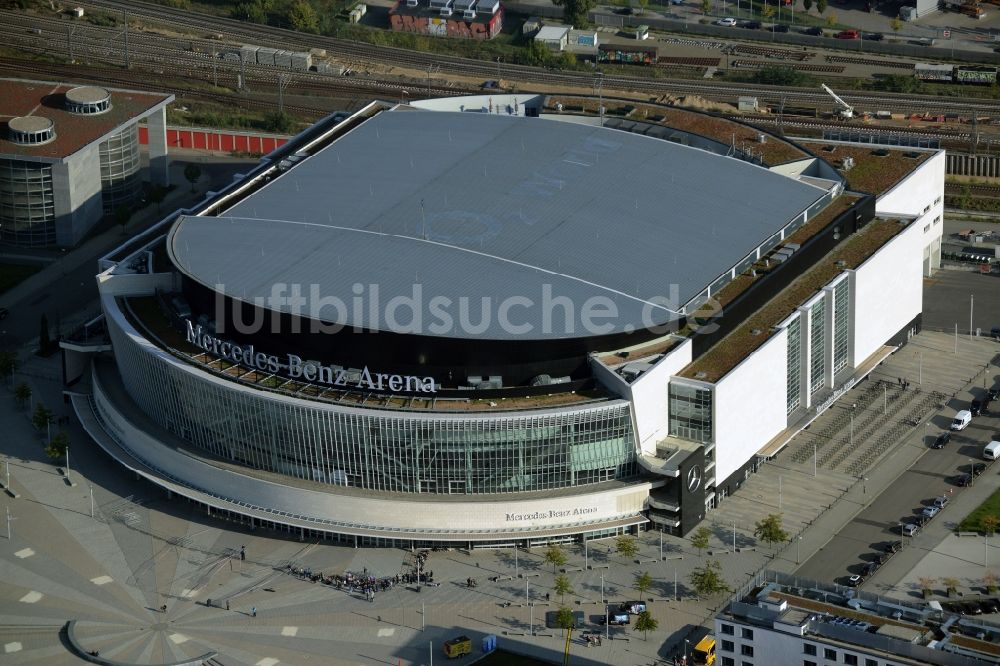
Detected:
left=692, top=636, right=716, bottom=665
left=443, top=636, right=472, bottom=659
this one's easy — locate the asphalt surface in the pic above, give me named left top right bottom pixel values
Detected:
left=795, top=378, right=1000, bottom=587
left=922, top=269, right=1000, bottom=336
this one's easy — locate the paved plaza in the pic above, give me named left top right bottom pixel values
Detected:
left=1, top=291, right=998, bottom=664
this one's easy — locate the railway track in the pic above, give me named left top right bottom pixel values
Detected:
left=68, top=0, right=1000, bottom=118
left=945, top=182, right=1000, bottom=197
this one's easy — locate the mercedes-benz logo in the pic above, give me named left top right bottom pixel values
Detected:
left=687, top=465, right=703, bottom=493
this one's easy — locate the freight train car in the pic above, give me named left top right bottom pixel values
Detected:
left=597, top=43, right=657, bottom=65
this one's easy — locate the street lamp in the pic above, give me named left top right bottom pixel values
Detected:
left=400, top=89, right=409, bottom=105
left=863, top=476, right=868, bottom=494
left=797, top=535, right=801, bottom=564
left=971, top=459, right=975, bottom=487
left=685, top=639, right=690, bottom=662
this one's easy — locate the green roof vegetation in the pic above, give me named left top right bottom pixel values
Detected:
left=681, top=218, right=905, bottom=382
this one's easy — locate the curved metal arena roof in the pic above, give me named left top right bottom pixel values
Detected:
left=168, top=110, right=827, bottom=341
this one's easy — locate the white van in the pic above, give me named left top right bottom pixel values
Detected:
left=985, top=441, right=1000, bottom=461
left=951, top=410, right=973, bottom=431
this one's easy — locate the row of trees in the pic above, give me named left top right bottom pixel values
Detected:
left=918, top=573, right=1000, bottom=598
left=5, top=357, right=71, bottom=462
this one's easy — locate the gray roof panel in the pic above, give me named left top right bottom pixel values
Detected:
left=168, top=110, right=827, bottom=340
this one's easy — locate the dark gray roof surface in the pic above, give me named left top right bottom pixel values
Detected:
left=168, top=110, right=826, bottom=340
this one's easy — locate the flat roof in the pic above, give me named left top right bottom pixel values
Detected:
left=169, top=110, right=827, bottom=340
left=0, top=78, right=171, bottom=161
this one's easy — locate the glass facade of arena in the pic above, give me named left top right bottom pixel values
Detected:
left=809, top=299, right=826, bottom=394
left=100, top=125, right=142, bottom=213
left=832, top=279, right=850, bottom=375
left=668, top=381, right=713, bottom=443
left=106, top=308, right=638, bottom=495
left=0, top=158, right=56, bottom=246
left=785, top=315, right=802, bottom=415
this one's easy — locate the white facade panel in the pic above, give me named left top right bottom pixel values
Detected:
left=876, top=150, right=946, bottom=276
left=712, top=328, right=788, bottom=484
left=850, top=218, right=923, bottom=366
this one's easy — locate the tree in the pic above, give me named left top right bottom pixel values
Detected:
left=634, top=571, right=653, bottom=599
left=232, top=0, right=273, bottom=23
left=633, top=609, right=658, bottom=640
left=825, top=11, right=837, bottom=27
left=689, top=560, right=731, bottom=596
left=554, top=573, right=573, bottom=603
left=691, top=526, right=711, bottom=555
left=114, top=204, right=132, bottom=234
left=184, top=164, right=202, bottom=193
left=544, top=544, right=568, bottom=573
left=803, top=0, right=812, bottom=11
left=149, top=186, right=166, bottom=213
left=554, top=606, right=575, bottom=636
left=982, top=514, right=1000, bottom=535
left=32, top=402, right=53, bottom=432
left=984, top=571, right=998, bottom=595
left=263, top=111, right=294, bottom=133
left=14, top=382, right=31, bottom=409
left=700, top=0, right=711, bottom=14
left=816, top=0, right=827, bottom=13
left=637, top=0, right=648, bottom=14
left=550, top=0, right=597, bottom=27
left=524, top=40, right=552, bottom=68
left=890, top=16, right=902, bottom=33
left=38, top=314, right=51, bottom=355
left=762, top=3, right=775, bottom=18
left=46, top=430, right=69, bottom=461
left=918, top=576, right=936, bottom=598
left=756, top=65, right=808, bottom=86
left=754, top=514, right=789, bottom=549
left=942, top=576, right=960, bottom=596
left=0, top=350, right=17, bottom=386
left=286, top=0, right=319, bottom=32
left=615, top=534, right=639, bottom=560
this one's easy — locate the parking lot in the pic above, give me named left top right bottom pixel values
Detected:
left=923, top=269, right=1000, bottom=336
left=795, top=333, right=1000, bottom=589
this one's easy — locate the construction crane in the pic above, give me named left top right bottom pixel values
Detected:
left=821, top=84, right=855, bottom=120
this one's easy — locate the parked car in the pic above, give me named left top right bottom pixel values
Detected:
left=980, top=599, right=1000, bottom=614
left=915, top=514, right=932, bottom=527
left=982, top=396, right=993, bottom=415
left=901, top=523, right=919, bottom=537
left=599, top=612, right=630, bottom=625
left=957, top=472, right=974, bottom=487
left=922, top=505, right=941, bottom=518
left=771, top=23, right=789, bottom=32
left=836, top=29, right=860, bottom=39
left=883, top=541, right=902, bottom=553
left=616, top=6, right=635, bottom=14
left=932, top=432, right=951, bottom=449
left=848, top=574, right=863, bottom=587
left=972, top=462, right=988, bottom=477
left=963, top=602, right=984, bottom=615
left=863, top=32, right=884, bottom=41
left=989, top=386, right=999, bottom=401
left=934, top=496, right=950, bottom=508
left=952, top=410, right=973, bottom=431
left=743, top=20, right=762, bottom=29
left=972, top=399, right=983, bottom=417
left=862, top=562, right=879, bottom=576
left=716, top=17, right=738, bottom=26
left=803, top=26, right=824, bottom=36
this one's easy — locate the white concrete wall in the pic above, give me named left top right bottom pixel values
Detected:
left=146, top=108, right=170, bottom=187
left=850, top=217, right=924, bottom=367
left=98, top=272, right=177, bottom=297
left=629, top=339, right=692, bottom=455
left=53, top=144, right=103, bottom=246
left=877, top=150, right=945, bottom=275
left=712, top=328, right=789, bottom=484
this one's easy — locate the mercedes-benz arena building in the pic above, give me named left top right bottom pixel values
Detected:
left=69, top=94, right=944, bottom=546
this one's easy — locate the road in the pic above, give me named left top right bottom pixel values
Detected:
left=795, top=382, right=1000, bottom=586
left=922, top=269, right=1000, bottom=335
left=0, top=154, right=256, bottom=351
